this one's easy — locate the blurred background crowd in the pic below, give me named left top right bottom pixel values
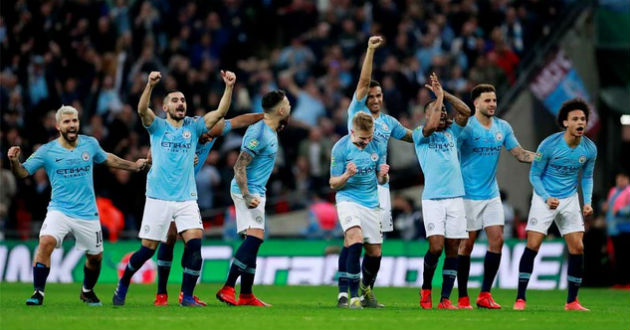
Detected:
left=0, top=0, right=628, bottom=287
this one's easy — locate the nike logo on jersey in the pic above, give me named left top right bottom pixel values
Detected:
left=55, top=158, right=64, bottom=162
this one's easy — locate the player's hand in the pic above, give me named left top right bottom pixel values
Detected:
left=7, top=146, right=21, bottom=162
left=194, top=155, right=199, bottom=166
left=424, top=72, right=443, bottom=99
left=244, top=194, right=260, bottom=209
left=135, top=158, right=148, bottom=172
left=147, top=71, right=161, bottom=87
left=221, top=70, right=236, bottom=87
left=582, top=204, right=593, bottom=217
left=378, top=164, right=390, bottom=177
left=367, top=36, right=384, bottom=50
left=546, top=197, right=559, bottom=210
left=346, top=162, right=357, bottom=177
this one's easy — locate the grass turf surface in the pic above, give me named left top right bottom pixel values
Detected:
left=1, top=283, right=628, bottom=330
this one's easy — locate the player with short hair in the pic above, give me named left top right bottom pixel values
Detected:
left=413, top=73, right=471, bottom=310
left=7, top=105, right=147, bottom=306
left=113, top=70, right=235, bottom=307
left=152, top=113, right=263, bottom=306
left=455, top=84, right=535, bottom=309
left=330, top=112, right=389, bottom=309
left=514, top=98, right=596, bottom=311
left=215, top=90, right=291, bottom=307
left=337, top=35, right=414, bottom=308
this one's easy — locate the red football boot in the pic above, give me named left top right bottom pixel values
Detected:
left=154, top=294, right=168, bottom=306
left=565, top=299, right=589, bottom=311
left=215, top=285, right=237, bottom=306
left=438, top=298, right=459, bottom=310
left=457, top=296, right=473, bottom=310
left=476, top=292, right=501, bottom=309
left=419, top=289, right=432, bottom=309
left=237, top=293, right=271, bottom=307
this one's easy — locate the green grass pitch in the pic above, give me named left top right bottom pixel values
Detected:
left=1, top=283, right=628, bottom=330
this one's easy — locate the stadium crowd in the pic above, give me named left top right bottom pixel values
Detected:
left=1, top=0, right=569, bottom=237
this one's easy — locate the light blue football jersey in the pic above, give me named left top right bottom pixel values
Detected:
left=347, top=93, right=407, bottom=188
left=230, top=121, right=278, bottom=196
left=194, top=119, right=232, bottom=175
left=458, top=116, right=520, bottom=200
left=413, top=123, right=466, bottom=200
left=22, top=135, right=108, bottom=220
left=146, top=116, right=208, bottom=201
left=330, top=135, right=387, bottom=208
left=530, top=132, right=597, bottom=204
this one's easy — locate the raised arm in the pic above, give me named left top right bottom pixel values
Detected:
left=203, top=70, right=236, bottom=130
left=138, top=71, right=160, bottom=127
left=355, top=36, right=384, bottom=101
left=104, top=153, right=147, bottom=172
left=422, top=73, right=444, bottom=137
left=7, top=147, right=30, bottom=179
left=444, top=91, right=471, bottom=118
left=509, top=146, right=535, bottom=163
left=206, top=113, right=264, bottom=138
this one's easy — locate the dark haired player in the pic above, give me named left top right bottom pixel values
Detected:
left=514, top=98, right=596, bottom=311
left=215, top=90, right=291, bottom=307
left=455, top=84, right=534, bottom=309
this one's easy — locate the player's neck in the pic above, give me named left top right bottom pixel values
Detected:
left=263, top=116, right=279, bottom=131
left=166, top=115, right=184, bottom=128
left=475, top=112, right=492, bottom=127
left=563, top=130, right=581, bottom=148
left=58, top=136, right=78, bottom=149
left=370, top=110, right=381, bottom=119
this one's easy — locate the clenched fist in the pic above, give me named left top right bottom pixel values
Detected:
left=346, top=162, right=357, bottom=177
left=221, top=70, right=236, bottom=87
left=7, top=146, right=21, bottom=162
left=147, top=71, right=161, bottom=87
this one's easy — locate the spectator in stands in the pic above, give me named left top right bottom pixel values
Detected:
left=603, top=172, right=630, bottom=288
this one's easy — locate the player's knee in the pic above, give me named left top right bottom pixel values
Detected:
left=429, top=245, right=443, bottom=255
left=39, top=236, right=57, bottom=252
left=569, top=241, right=584, bottom=255
left=459, top=240, right=474, bottom=255
left=489, top=235, right=504, bottom=252
left=86, top=253, right=102, bottom=267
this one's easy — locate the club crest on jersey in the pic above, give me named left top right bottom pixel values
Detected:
left=578, top=155, right=586, bottom=163
left=371, top=153, right=379, bottom=161
left=495, top=132, right=503, bottom=141
left=382, top=123, right=389, bottom=131
left=444, top=132, right=451, bottom=139
left=81, top=152, right=90, bottom=161
left=248, top=139, right=259, bottom=149
left=182, top=130, right=191, bottom=139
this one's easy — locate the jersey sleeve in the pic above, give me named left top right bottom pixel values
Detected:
left=388, top=116, right=407, bottom=140
left=194, top=116, right=209, bottom=137
left=241, top=124, right=266, bottom=158
left=450, top=122, right=465, bottom=138
left=221, top=120, right=233, bottom=137
left=330, top=142, right=346, bottom=177
left=377, top=141, right=387, bottom=167
left=581, top=145, right=597, bottom=205
left=146, top=116, right=164, bottom=134
left=90, top=137, right=108, bottom=164
left=529, top=141, right=551, bottom=201
left=502, top=121, right=520, bottom=151
left=412, top=126, right=428, bottom=145
left=457, top=125, right=470, bottom=148
left=347, top=93, right=368, bottom=132
left=22, top=146, right=47, bottom=175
